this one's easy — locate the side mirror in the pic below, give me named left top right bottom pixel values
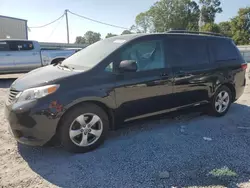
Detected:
left=119, top=60, right=137, bottom=73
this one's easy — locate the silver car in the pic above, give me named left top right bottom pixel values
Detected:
left=0, top=39, right=80, bottom=73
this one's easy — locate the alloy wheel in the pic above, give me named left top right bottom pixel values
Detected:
left=215, top=91, right=230, bottom=113
left=69, top=113, right=103, bottom=147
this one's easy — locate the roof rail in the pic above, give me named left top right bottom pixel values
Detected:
left=166, top=30, right=224, bottom=37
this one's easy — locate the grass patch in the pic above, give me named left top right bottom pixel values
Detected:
left=209, top=166, right=237, bottom=177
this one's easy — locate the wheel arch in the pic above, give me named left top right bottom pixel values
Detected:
left=56, top=100, right=115, bottom=135
left=218, top=83, right=236, bottom=102
left=223, top=83, right=236, bottom=101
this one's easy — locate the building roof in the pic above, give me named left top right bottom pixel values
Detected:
left=0, top=15, right=27, bottom=22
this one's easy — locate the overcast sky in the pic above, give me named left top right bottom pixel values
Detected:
left=0, top=0, right=250, bottom=43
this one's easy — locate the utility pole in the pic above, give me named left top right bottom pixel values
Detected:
left=65, top=9, right=70, bottom=44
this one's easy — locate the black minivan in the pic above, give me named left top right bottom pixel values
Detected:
left=5, top=31, right=247, bottom=153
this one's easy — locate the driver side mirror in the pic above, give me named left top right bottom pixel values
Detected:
left=118, top=60, right=137, bottom=73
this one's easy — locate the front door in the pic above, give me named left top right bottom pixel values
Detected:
left=165, top=36, right=214, bottom=107
left=0, top=41, right=16, bottom=73
left=113, top=37, right=174, bottom=121
left=7, top=41, right=41, bottom=72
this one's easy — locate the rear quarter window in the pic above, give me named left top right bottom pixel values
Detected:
left=165, top=36, right=209, bottom=67
left=210, top=39, right=239, bottom=62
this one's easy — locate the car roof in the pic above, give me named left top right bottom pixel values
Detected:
left=109, top=33, right=229, bottom=42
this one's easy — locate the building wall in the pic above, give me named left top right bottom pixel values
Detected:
left=0, top=16, right=27, bottom=39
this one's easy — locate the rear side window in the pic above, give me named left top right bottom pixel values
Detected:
left=0, top=42, right=9, bottom=51
left=7, top=41, right=34, bottom=51
left=166, top=37, right=209, bottom=67
left=210, top=39, right=239, bottom=62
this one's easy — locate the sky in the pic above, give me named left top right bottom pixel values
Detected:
left=0, top=0, right=250, bottom=43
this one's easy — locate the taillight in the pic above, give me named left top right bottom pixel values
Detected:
left=241, top=63, right=248, bottom=70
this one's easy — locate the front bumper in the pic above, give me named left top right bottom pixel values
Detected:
left=5, top=100, right=60, bottom=146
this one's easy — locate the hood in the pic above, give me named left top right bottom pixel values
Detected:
left=11, top=65, right=81, bottom=91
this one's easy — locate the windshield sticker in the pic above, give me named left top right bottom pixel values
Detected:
left=113, top=39, right=126, bottom=44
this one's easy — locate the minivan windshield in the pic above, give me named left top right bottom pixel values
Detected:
left=62, top=38, right=127, bottom=70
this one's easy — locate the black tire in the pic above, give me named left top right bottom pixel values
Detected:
left=208, top=86, right=232, bottom=117
left=59, top=103, right=109, bottom=153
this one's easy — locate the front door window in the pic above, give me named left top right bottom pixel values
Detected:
left=120, top=40, right=165, bottom=72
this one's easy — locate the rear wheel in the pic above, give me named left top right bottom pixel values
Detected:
left=59, top=104, right=109, bottom=153
left=209, top=86, right=232, bottom=117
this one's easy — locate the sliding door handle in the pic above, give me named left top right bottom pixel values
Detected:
left=160, top=72, right=167, bottom=77
left=160, top=73, right=171, bottom=79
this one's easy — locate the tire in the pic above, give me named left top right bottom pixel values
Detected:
left=208, top=86, right=232, bottom=117
left=59, top=103, right=109, bottom=153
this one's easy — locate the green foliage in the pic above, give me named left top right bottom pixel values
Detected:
left=75, top=31, right=101, bottom=45
left=74, top=1, right=249, bottom=46
left=148, top=0, right=200, bottom=32
left=121, top=30, right=133, bottom=35
left=201, top=23, right=220, bottom=33
left=218, top=21, right=232, bottom=37
left=75, top=36, right=86, bottom=44
left=230, top=7, right=250, bottom=45
left=135, top=11, right=154, bottom=33
left=199, top=0, right=222, bottom=23
left=84, top=31, right=101, bottom=45
left=209, top=166, right=237, bottom=177
left=132, top=0, right=200, bottom=33
left=105, top=33, right=117, bottom=38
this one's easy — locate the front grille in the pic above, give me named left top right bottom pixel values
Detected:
left=8, top=89, right=19, bottom=104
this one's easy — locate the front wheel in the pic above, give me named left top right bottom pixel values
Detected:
left=208, top=86, right=232, bottom=117
left=59, top=104, right=109, bottom=153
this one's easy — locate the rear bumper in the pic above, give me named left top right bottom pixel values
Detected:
left=5, top=100, right=60, bottom=146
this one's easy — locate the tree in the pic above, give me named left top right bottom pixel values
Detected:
left=200, top=23, right=220, bottom=33
left=84, top=31, right=101, bottom=45
left=134, top=12, right=154, bottom=33
left=199, top=0, right=222, bottom=24
left=218, top=21, right=232, bottom=37
left=146, top=0, right=200, bottom=32
left=75, top=36, right=86, bottom=44
left=121, top=30, right=133, bottom=35
left=105, top=33, right=117, bottom=38
left=230, top=7, right=250, bottom=45
left=186, top=1, right=201, bottom=31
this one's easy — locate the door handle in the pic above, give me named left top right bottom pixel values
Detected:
left=160, top=73, right=170, bottom=79
left=161, top=73, right=168, bottom=77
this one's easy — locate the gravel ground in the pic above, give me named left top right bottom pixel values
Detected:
left=1, top=74, right=250, bottom=188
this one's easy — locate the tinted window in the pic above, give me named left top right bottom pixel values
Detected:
left=120, top=40, right=164, bottom=71
left=105, top=62, right=113, bottom=72
left=166, top=37, right=209, bottom=66
left=0, top=42, right=9, bottom=51
left=7, top=41, right=34, bottom=51
left=210, top=39, right=238, bottom=61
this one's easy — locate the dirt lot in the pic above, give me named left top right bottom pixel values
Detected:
left=0, top=74, right=250, bottom=188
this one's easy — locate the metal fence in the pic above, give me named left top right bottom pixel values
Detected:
left=238, top=45, right=250, bottom=62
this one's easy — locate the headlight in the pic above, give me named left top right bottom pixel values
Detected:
left=16, top=84, right=60, bottom=102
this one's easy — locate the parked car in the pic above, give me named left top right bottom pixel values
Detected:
left=5, top=31, right=247, bottom=153
left=0, top=39, right=80, bottom=73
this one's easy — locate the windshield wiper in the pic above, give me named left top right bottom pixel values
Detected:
left=58, top=63, right=74, bottom=71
